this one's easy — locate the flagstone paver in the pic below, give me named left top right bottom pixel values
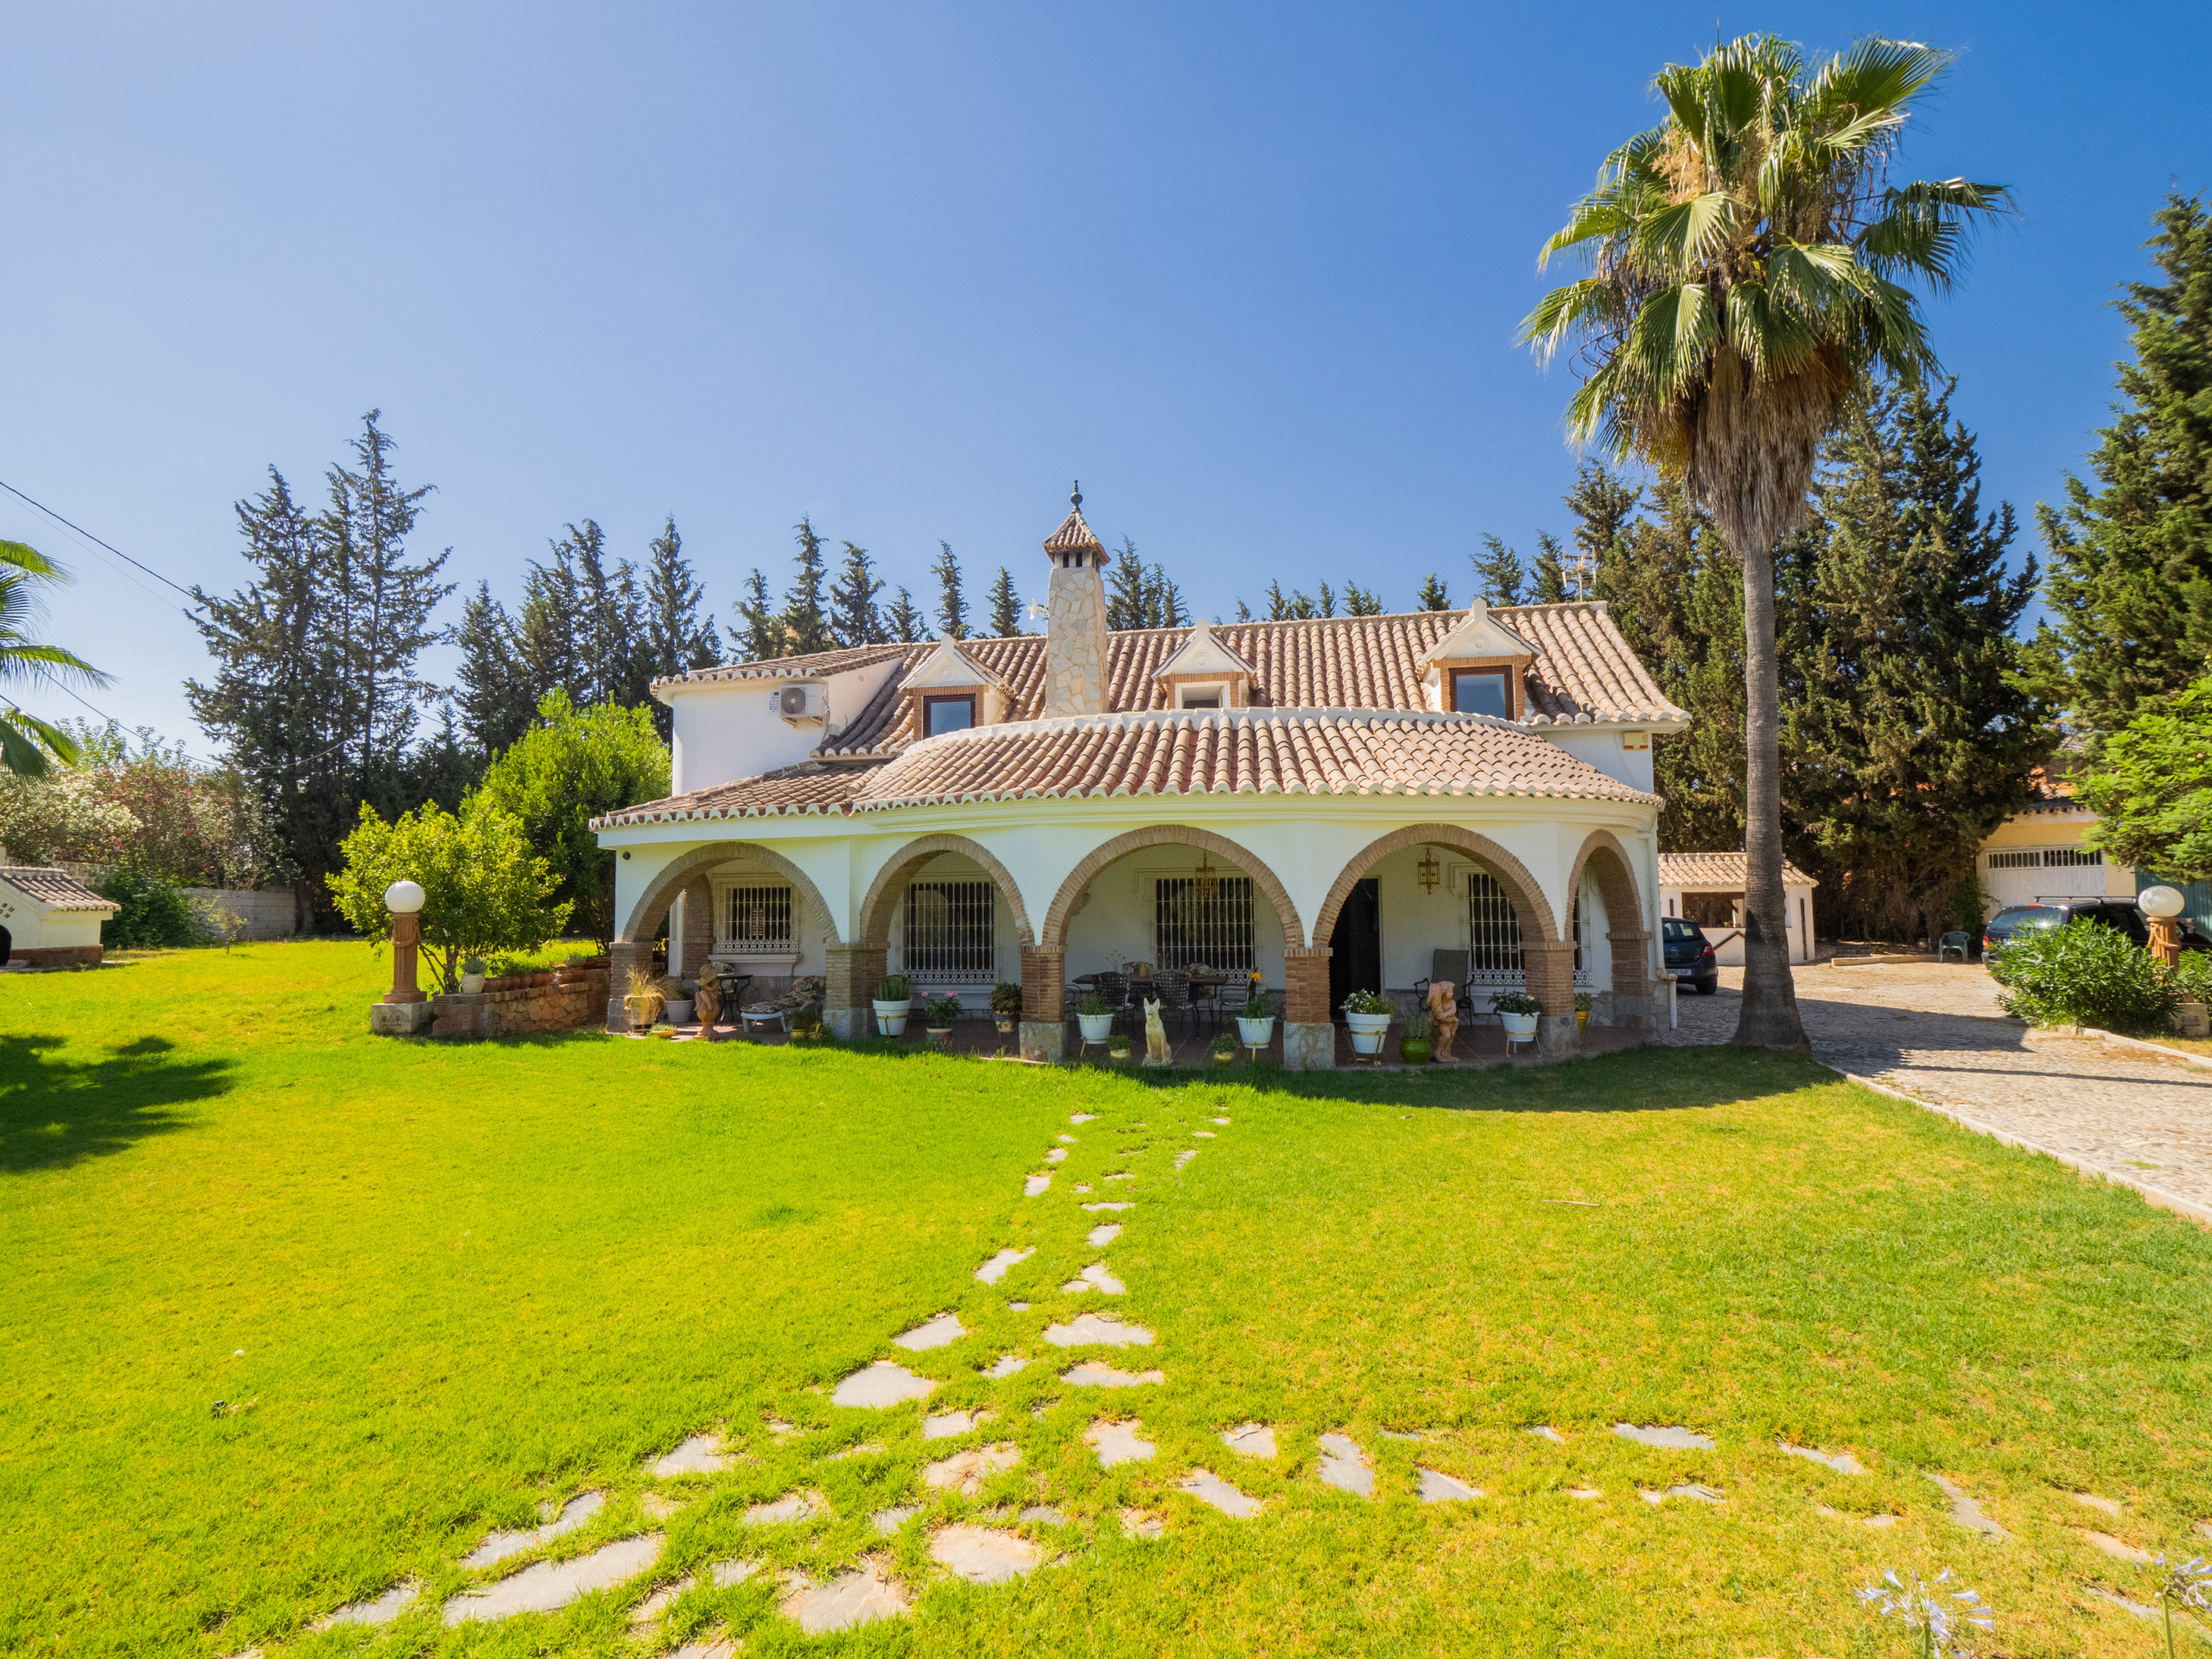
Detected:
left=1567, top=1486, right=1602, bottom=1500
left=1614, top=1423, right=1713, bottom=1450
left=923, top=1444, right=1020, bottom=1495
left=1221, top=1423, right=1276, bottom=1459
left=461, top=1491, right=605, bottom=1570
left=639, top=1492, right=687, bottom=1520
left=1043, top=1313, right=1152, bottom=1347
left=1020, top=1504, right=1069, bottom=1525
left=1930, top=1473, right=2007, bottom=1536
left=1417, top=1468, right=1482, bottom=1503
left=1179, top=1469, right=1261, bottom=1517
left=664, top=1638, right=736, bottom=1659
left=832, top=1362, right=937, bottom=1408
left=1316, top=1433, right=1373, bottom=1497
left=1086, top=1419, right=1155, bottom=1467
left=444, top=1533, right=663, bottom=1624
left=929, top=1525, right=1044, bottom=1584
left=1173, top=1150, right=1198, bottom=1169
left=1062, top=1263, right=1126, bottom=1294
left=871, top=1506, right=918, bottom=1535
left=745, top=1491, right=823, bottom=1525
left=2075, top=1492, right=2123, bottom=1516
left=1082, top=1202, right=1133, bottom=1212
left=648, top=1433, right=728, bottom=1478
left=1120, top=1508, right=1165, bottom=1538
left=1063, top=1362, right=1165, bottom=1388
left=1211, top=1116, right=1230, bottom=1125
left=925, top=1409, right=994, bottom=1440
left=894, top=1313, right=966, bottom=1351
left=1046, top=1148, right=1068, bottom=1163
left=1526, top=1425, right=1564, bottom=1442
left=778, top=1558, right=910, bottom=1635
left=974, top=1248, right=1033, bottom=1285
left=1024, top=1174, right=1052, bottom=1196
left=314, top=1580, right=418, bottom=1630
left=1087, top=1223, right=1123, bottom=1247
left=1641, top=1484, right=1724, bottom=1504
left=981, top=1354, right=1029, bottom=1378
left=1779, top=1442, right=1865, bottom=1474
left=1193, top=1130, right=1215, bottom=1139
left=1058, top=1134, right=1077, bottom=1143
left=1070, top=1114, right=1096, bottom=1124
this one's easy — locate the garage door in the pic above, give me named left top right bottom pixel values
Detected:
left=1985, top=847, right=2105, bottom=909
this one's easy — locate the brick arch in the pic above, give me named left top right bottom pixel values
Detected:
left=1313, top=823, right=1560, bottom=947
left=1567, top=829, right=1652, bottom=1004
left=618, top=841, right=843, bottom=947
left=1039, top=824, right=1306, bottom=950
left=857, top=834, right=1035, bottom=950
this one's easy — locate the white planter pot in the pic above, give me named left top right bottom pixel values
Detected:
left=460, top=971, right=486, bottom=995
left=873, top=1000, right=910, bottom=1037
left=1077, top=1011, right=1116, bottom=1043
left=1236, top=1015, right=1276, bottom=1049
left=663, top=998, right=695, bottom=1026
left=1344, top=1009, right=1391, bottom=1055
left=1502, top=1012, right=1539, bottom=1042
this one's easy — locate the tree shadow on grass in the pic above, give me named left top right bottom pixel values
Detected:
left=0, top=1034, right=235, bottom=1174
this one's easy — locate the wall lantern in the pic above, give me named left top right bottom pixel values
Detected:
left=1415, top=846, right=1441, bottom=896
left=1194, top=852, right=1218, bottom=901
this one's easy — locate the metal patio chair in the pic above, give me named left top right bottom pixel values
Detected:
left=1414, top=950, right=1476, bottom=1021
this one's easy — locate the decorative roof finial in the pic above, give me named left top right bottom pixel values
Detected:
left=1071, top=480, right=1082, bottom=511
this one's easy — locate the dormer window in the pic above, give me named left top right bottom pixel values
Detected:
left=1451, top=669, right=1512, bottom=719
left=925, top=694, right=977, bottom=737
left=1175, top=683, right=1225, bottom=709
left=1153, top=620, right=1259, bottom=711
left=1419, top=601, right=1536, bottom=720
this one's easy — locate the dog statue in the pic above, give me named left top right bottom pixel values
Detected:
left=1142, top=997, right=1173, bottom=1067
left=1426, top=980, right=1460, bottom=1062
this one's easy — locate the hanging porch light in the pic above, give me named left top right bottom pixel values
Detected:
left=1194, top=851, right=1219, bottom=901
left=1415, top=845, right=1441, bottom=896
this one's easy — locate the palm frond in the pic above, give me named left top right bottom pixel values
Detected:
left=1633, top=193, right=1737, bottom=276
left=1624, top=283, right=1718, bottom=402
left=1803, top=37, right=1951, bottom=128
left=0, top=709, right=78, bottom=777
left=1517, top=276, right=1630, bottom=359
left=0, top=539, right=68, bottom=582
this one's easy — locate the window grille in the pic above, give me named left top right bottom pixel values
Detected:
left=1986, top=849, right=2039, bottom=870
left=1570, top=890, right=1593, bottom=989
left=1465, top=871, right=1524, bottom=986
left=721, top=884, right=792, bottom=953
left=2044, top=848, right=2102, bottom=868
left=904, top=880, right=995, bottom=980
left=1154, top=876, right=1255, bottom=972
left=1986, top=848, right=2102, bottom=870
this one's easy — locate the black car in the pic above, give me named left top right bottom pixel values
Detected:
left=1981, top=899, right=2210, bottom=956
left=1662, top=916, right=1719, bottom=995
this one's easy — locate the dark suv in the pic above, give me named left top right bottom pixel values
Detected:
left=1981, top=900, right=2210, bottom=956
left=1662, top=916, right=1719, bottom=995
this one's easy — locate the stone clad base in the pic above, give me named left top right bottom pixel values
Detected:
left=433, top=971, right=609, bottom=1039
left=369, top=1001, right=435, bottom=1036
left=6, top=944, right=104, bottom=968
left=823, top=1007, right=862, bottom=1040
left=1536, top=1014, right=1582, bottom=1056
left=1282, top=1021, right=1336, bottom=1071
left=1020, top=1020, right=1065, bottom=1064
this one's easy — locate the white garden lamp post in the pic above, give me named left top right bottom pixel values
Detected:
left=2139, top=885, right=2186, bottom=967
left=383, top=879, right=428, bottom=1005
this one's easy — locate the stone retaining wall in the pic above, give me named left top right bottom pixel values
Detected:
left=431, top=969, right=609, bottom=1039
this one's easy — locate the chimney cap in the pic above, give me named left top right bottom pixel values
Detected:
left=1042, top=483, right=1109, bottom=563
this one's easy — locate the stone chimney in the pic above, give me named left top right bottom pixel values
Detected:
left=1040, top=482, right=1110, bottom=716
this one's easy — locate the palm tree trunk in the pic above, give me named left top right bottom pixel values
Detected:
left=1733, top=540, right=1809, bottom=1052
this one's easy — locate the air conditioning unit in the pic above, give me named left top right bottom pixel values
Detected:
left=772, top=682, right=826, bottom=726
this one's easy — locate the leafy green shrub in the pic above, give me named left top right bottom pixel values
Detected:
left=2170, top=951, right=2212, bottom=1003
left=921, top=995, right=962, bottom=1025
left=1986, top=918, right=2177, bottom=1032
left=1342, top=989, right=1391, bottom=1015
left=1489, top=989, right=1543, bottom=1016
left=990, top=982, right=1024, bottom=1015
left=99, top=868, right=209, bottom=950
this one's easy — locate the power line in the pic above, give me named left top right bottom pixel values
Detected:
left=0, top=475, right=201, bottom=606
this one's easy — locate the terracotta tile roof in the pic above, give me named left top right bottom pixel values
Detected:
left=807, top=603, right=1684, bottom=762
left=1042, top=505, right=1108, bottom=557
left=0, top=867, right=119, bottom=911
left=651, top=640, right=914, bottom=692
left=1656, top=852, right=1817, bottom=889
left=594, top=709, right=1656, bottom=828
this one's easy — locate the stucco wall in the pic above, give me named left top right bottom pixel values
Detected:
left=667, top=656, right=907, bottom=794
left=1978, top=806, right=2134, bottom=906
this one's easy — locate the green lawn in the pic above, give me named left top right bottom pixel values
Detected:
left=3, top=943, right=2209, bottom=1658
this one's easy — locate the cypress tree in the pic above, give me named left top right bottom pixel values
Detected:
left=516, top=541, right=582, bottom=704
left=640, top=517, right=718, bottom=736
left=1143, top=565, right=1189, bottom=627
left=782, top=516, right=832, bottom=656
left=1340, top=582, right=1384, bottom=615
left=1564, top=461, right=1643, bottom=573
left=830, top=542, right=887, bottom=646
left=1106, top=538, right=1149, bottom=629
left=733, top=569, right=787, bottom=660
left=453, top=581, right=537, bottom=758
left=985, top=567, right=1022, bottom=637
left=1414, top=573, right=1452, bottom=612
left=883, top=586, right=925, bottom=644
left=2037, top=194, right=2212, bottom=734
left=1471, top=536, right=1527, bottom=606
left=931, top=541, right=968, bottom=639
left=1529, top=531, right=1572, bottom=603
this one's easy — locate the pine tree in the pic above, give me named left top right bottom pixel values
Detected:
left=1471, top=536, right=1527, bottom=606
left=1340, top=582, right=1384, bottom=615
left=2037, top=194, right=2212, bottom=735
left=1565, top=461, right=1643, bottom=575
left=1414, top=573, right=1451, bottom=612
left=883, top=586, right=925, bottom=644
left=1107, top=538, right=1149, bottom=630
left=782, top=516, right=832, bottom=656
left=1262, top=581, right=1317, bottom=620
left=733, top=569, right=786, bottom=660
left=517, top=540, right=582, bottom=703
left=931, top=541, right=967, bottom=639
left=985, top=567, right=1022, bottom=637
left=1529, top=531, right=1572, bottom=603
left=640, top=517, right=718, bottom=737
left=1233, top=598, right=1254, bottom=621
left=454, top=581, right=537, bottom=758
left=830, top=542, right=886, bottom=646
left=546, top=519, right=642, bottom=707
left=1141, top=564, right=1189, bottom=627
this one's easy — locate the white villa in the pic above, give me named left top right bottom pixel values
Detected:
left=592, top=492, right=1689, bottom=1065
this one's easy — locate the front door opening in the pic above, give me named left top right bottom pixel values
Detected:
left=1328, top=877, right=1381, bottom=1019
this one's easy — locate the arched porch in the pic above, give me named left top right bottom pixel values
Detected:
left=823, top=834, right=1037, bottom=1039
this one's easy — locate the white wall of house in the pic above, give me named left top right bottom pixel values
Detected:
left=1058, top=846, right=1289, bottom=988
left=1657, top=880, right=1816, bottom=963
left=883, top=852, right=1027, bottom=1003
left=664, top=655, right=907, bottom=794
left=1547, top=730, right=1656, bottom=794
left=0, top=906, right=105, bottom=953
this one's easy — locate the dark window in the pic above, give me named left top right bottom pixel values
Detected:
left=924, top=695, right=976, bottom=737
left=1154, top=876, right=1255, bottom=971
left=1451, top=668, right=1512, bottom=718
left=1181, top=691, right=1220, bottom=709
left=904, top=880, right=995, bottom=978
left=1466, top=872, right=1523, bottom=972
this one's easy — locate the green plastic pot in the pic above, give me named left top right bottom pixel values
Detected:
left=1398, top=1037, right=1432, bottom=1065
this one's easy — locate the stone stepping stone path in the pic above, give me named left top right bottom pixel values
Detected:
left=1020, top=1504, right=1068, bottom=1524
left=981, top=1354, right=1028, bottom=1378
left=871, top=1505, right=918, bottom=1534
left=1062, top=1263, right=1126, bottom=1295
left=929, top=1524, right=1044, bottom=1585
left=925, top=1408, right=993, bottom=1440
left=1024, top=1173, right=1052, bottom=1196
left=766, top=1417, right=800, bottom=1439
left=1814, top=1503, right=1896, bottom=1528
left=1043, top=1313, right=1151, bottom=1347
left=1173, top=1150, right=1198, bottom=1169
left=1565, top=1486, right=1602, bottom=1500
left=1929, top=1473, right=2007, bottom=1537
left=665, top=1637, right=736, bottom=1659
left=312, top=1580, right=418, bottom=1630
left=461, top=1491, right=604, bottom=1569
left=2074, top=1491, right=2123, bottom=1516
left=639, top=1492, right=687, bottom=1520
left=1316, top=1433, right=1374, bottom=1498
left=444, top=1532, right=662, bottom=1624
left=1069, top=1113, right=1097, bottom=1123
left=894, top=1313, right=966, bottom=1351
left=1777, top=1441, right=1864, bottom=1474
left=1179, top=1469, right=1262, bottom=1517
left=1120, top=1508, right=1165, bottom=1537
left=2080, top=1529, right=2154, bottom=1564
left=824, top=1441, right=882, bottom=1461
left=1086, top=1419, right=1156, bottom=1467
left=832, top=1361, right=936, bottom=1408
left=1417, top=1468, right=1482, bottom=1503
left=744, top=1490, right=823, bottom=1525
left=974, top=1247, right=1033, bottom=1285
left=1211, top=1116, right=1230, bottom=1125
left=631, top=1560, right=757, bottom=1625
left=1063, top=1361, right=1165, bottom=1388
left=779, top=1557, right=910, bottom=1635
left=647, top=1433, right=728, bottom=1478
left=1640, top=1484, right=1724, bottom=1505
left=1526, top=1425, right=1563, bottom=1442
left=1082, top=1202, right=1132, bottom=1212
left=1221, top=1423, right=1276, bottom=1459
left=923, top=1444, right=1020, bottom=1495
left=1192, top=1130, right=1215, bottom=1139
left=1087, top=1223, right=1123, bottom=1247
left=1613, top=1423, right=1713, bottom=1450
left=1046, top=1147, right=1068, bottom=1163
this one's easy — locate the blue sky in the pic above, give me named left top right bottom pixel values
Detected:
left=4, top=2, right=2209, bottom=750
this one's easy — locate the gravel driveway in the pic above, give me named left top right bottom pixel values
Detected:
left=1654, top=961, right=2212, bottom=1223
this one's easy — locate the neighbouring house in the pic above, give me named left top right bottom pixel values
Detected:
left=592, top=491, right=1690, bottom=1065
left=1655, top=852, right=1819, bottom=965
left=0, top=866, right=119, bottom=967
left=1977, top=758, right=2136, bottom=918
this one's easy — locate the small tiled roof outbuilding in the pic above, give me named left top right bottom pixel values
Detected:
left=1657, top=851, right=1817, bottom=890
left=0, top=867, right=118, bottom=912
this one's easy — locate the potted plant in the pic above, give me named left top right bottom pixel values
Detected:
left=1210, top=1033, right=1237, bottom=1067
left=1342, top=989, right=1393, bottom=1056
left=622, top=965, right=664, bottom=1033
left=1077, top=991, right=1116, bottom=1046
left=873, top=975, right=913, bottom=1038
left=460, top=955, right=487, bottom=995
left=1107, top=1033, right=1132, bottom=1064
left=660, top=976, right=696, bottom=1026
left=788, top=1004, right=823, bottom=1040
left=1491, top=989, right=1542, bottom=1046
left=1399, top=1008, right=1433, bottom=1065
left=1573, top=988, right=1594, bottom=1032
left=1235, top=990, right=1276, bottom=1053
left=990, top=982, right=1023, bottom=1034
left=923, top=994, right=963, bottom=1044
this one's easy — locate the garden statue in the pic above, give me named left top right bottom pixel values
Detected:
left=1425, top=980, right=1459, bottom=1062
left=694, top=976, right=722, bottom=1039
left=1142, top=998, right=1171, bottom=1067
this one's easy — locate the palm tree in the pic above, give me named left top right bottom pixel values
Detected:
left=0, top=539, right=109, bottom=776
left=1520, top=35, right=2009, bottom=1049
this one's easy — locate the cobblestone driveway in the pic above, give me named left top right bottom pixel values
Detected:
left=1655, top=962, right=2212, bottom=1222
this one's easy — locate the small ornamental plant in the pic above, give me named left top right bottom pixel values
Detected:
left=1078, top=991, right=1113, bottom=1017
left=1574, top=988, right=1595, bottom=1012
left=1490, top=989, right=1544, bottom=1017
left=1402, top=1008, right=1433, bottom=1040
left=1858, top=1568, right=1994, bottom=1659
left=922, top=995, right=963, bottom=1026
left=990, top=982, right=1024, bottom=1016
left=1343, top=990, right=1391, bottom=1015
left=1236, top=991, right=1274, bottom=1021
left=2150, top=1555, right=2212, bottom=1659
left=461, top=955, right=486, bottom=976
left=1211, top=1033, right=1237, bottom=1060
left=874, top=975, right=912, bottom=1002
left=1107, top=1033, right=1132, bottom=1059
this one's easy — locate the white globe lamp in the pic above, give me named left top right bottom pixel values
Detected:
left=2139, top=885, right=2186, bottom=919
left=385, top=879, right=426, bottom=914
